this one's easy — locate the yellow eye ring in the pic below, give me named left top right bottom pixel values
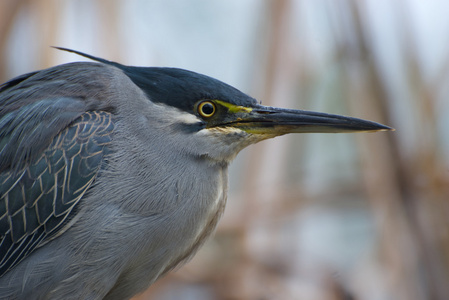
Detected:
left=198, top=101, right=216, bottom=118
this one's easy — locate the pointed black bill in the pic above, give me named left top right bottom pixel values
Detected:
left=224, top=105, right=393, bottom=135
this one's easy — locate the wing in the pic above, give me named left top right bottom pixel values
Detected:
left=0, top=65, right=117, bottom=276
left=0, top=111, right=114, bottom=276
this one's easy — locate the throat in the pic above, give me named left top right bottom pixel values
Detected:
left=162, top=166, right=228, bottom=275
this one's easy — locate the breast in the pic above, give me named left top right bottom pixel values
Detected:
left=87, top=116, right=232, bottom=291
left=159, top=162, right=229, bottom=275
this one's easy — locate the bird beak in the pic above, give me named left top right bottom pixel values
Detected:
left=223, top=104, right=393, bottom=135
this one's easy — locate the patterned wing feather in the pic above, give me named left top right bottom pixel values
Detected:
left=0, top=111, right=114, bottom=276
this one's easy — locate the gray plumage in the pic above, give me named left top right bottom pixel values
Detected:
left=0, top=49, right=391, bottom=299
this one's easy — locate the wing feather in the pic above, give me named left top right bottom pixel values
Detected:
left=0, top=62, right=117, bottom=277
left=0, top=111, right=114, bottom=276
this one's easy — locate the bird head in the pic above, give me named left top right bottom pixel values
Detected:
left=56, top=47, right=392, bottom=163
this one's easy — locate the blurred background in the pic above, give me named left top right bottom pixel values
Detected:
left=1, top=0, right=448, bottom=299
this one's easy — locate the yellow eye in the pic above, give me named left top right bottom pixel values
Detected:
left=198, top=101, right=216, bottom=118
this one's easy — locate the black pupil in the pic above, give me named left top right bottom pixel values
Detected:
left=202, top=103, right=214, bottom=115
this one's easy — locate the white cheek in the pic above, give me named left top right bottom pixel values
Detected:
left=173, top=111, right=202, bottom=124
left=150, top=102, right=202, bottom=125
left=196, top=127, right=246, bottom=136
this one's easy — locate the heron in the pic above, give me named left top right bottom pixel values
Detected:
left=0, top=48, right=391, bottom=299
